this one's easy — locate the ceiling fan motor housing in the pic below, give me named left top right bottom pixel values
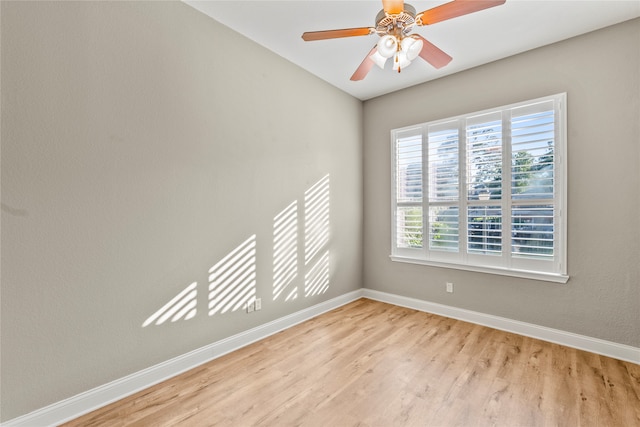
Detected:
left=375, top=4, right=417, bottom=38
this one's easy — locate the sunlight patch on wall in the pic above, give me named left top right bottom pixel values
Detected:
left=305, top=250, right=329, bottom=297
left=142, top=282, right=197, bottom=327
left=273, top=201, right=298, bottom=301
left=305, top=174, right=330, bottom=265
left=304, top=174, right=330, bottom=296
left=208, top=235, right=257, bottom=315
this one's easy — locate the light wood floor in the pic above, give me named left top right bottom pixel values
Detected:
left=64, top=298, right=640, bottom=426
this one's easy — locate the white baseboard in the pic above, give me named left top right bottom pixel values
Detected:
left=3, top=289, right=364, bottom=427
left=362, top=288, right=640, bottom=365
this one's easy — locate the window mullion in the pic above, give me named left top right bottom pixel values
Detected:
left=459, top=119, right=468, bottom=263
left=502, top=111, right=513, bottom=269
left=422, top=124, right=429, bottom=259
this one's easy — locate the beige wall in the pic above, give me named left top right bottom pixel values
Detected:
left=363, top=19, right=639, bottom=347
left=0, top=1, right=362, bottom=420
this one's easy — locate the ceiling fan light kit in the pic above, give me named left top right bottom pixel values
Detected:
left=376, top=34, right=398, bottom=58
left=301, top=0, right=506, bottom=81
left=401, top=37, right=423, bottom=61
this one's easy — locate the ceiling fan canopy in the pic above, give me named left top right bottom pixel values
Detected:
left=301, top=0, right=506, bottom=81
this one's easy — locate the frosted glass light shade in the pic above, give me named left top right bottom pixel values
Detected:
left=377, top=35, right=397, bottom=58
left=401, top=37, right=423, bottom=61
left=370, top=51, right=388, bottom=69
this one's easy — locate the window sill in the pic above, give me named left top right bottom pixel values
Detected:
left=390, top=255, right=569, bottom=284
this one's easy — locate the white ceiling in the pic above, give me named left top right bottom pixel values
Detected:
left=185, top=0, right=640, bottom=100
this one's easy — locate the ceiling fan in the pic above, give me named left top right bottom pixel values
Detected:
left=301, top=0, right=506, bottom=81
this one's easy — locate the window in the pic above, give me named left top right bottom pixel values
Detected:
left=391, top=94, right=567, bottom=282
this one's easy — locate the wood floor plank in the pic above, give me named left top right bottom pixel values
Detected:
left=62, top=299, right=640, bottom=426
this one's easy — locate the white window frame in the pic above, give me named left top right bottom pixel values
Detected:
left=390, top=93, right=568, bottom=283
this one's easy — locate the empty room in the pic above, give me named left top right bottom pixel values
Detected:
left=1, top=0, right=638, bottom=426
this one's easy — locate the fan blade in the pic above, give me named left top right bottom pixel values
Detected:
left=382, top=0, right=405, bottom=15
left=350, top=47, right=377, bottom=81
left=302, top=27, right=373, bottom=41
left=413, top=35, right=452, bottom=69
left=417, top=0, right=506, bottom=26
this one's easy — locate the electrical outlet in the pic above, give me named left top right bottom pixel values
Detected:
left=255, top=298, right=262, bottom=311
left=446, top=282, right=454, bottom=293
left=247, top=302, right=255, bottom=313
